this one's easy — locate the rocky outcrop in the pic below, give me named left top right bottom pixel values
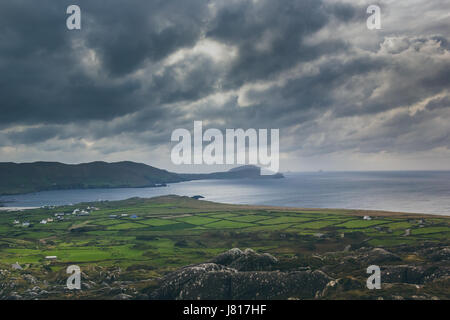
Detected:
left=230, top=270, right=330, bottom=300
left=2, top=243, right=449, bottom=300
left=426, top=247, right=450, bottom=262
left=211, top=248, right=278, bottom=271
left=364, top=248, right=401, bottom=264
left=152, top=263, right=237, bottom=300
left=151, top=248, right=331, bottom=300
left=382, top=265, right=450, bottom=284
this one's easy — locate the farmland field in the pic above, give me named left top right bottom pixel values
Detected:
left=0, top=195, right=449, bottom=300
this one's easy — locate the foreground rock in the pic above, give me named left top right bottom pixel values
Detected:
left=382, top=265, right=450, bottom=284
left=1, top=244, right=449, bottom=300
left=151, top=248, right=331, bottom=300
left=211, top=248, right=278, bottom=271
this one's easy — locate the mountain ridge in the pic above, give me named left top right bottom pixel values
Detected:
left=0, top=161, right=283, bottom=195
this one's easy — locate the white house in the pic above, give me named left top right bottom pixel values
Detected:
left=40, top=219, right=47, bottom=224
left=363, top=216, right=372, bottom=221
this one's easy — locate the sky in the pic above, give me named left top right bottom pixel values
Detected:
left=0, top=0, right=449, bottom=173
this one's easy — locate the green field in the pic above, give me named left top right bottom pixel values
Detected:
left=0, top=195, right=449, bottom=275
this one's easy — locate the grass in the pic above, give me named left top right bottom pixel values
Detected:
left=0, top=195, right=449, bottom=277
left=173, top=216, right=220, bottom=225
left=204, top=220, right=255, bottom=229
left=258, top=216, right=313, bottom=225
left=140, top=218, right=178, bottom=226
left=412, top=227, right=450, bottom=235
left=335, top=220, right=389, bottom=229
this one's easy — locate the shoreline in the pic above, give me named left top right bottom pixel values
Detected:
left=0, top=195, right=449, bottom=218
left=0, top=206, right=39, bottom=211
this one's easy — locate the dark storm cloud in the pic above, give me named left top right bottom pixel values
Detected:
left=0, top=0, right=450, bottom=168
left=82, top=0, right=208, bottom=76
left=0, top=0, right=209, bottom=126
left=1, top=0, right=346, bottom=127
left=206, top=0, right=352, bottom=88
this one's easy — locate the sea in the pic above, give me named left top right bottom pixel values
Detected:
left=1, top=171, right=450, bottom=215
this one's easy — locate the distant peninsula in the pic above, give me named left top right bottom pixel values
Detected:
left=0, top=162, right=283, bottom=195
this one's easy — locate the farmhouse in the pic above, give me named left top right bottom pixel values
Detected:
left=78, top=210, right=90, bottom=216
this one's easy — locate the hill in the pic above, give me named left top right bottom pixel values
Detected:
left=0, top=161, right=183, bottom=195
left=179, top=164, right=284, bottom=180
left=0, top=162, right=283, bottom=195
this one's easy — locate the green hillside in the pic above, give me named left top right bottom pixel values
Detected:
left=0, top=162, right=284, bottom=195
left=0, top=161, right=183, bottom=195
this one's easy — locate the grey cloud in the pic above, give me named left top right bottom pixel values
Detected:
left=207, top=0, right=349, bottom=88
left=0, top=0, right=450, bottom=170
left=82, top=0, right=208, bottom=77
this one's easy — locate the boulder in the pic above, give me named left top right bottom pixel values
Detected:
left=211, top=248, right=278, bottom=271
left=428, top=248, right=450, bottom=262
left=231, top=270, right=330, bottom=300
left=152, top=249, right=330, bottom=300
left=151, top=263, right=237, bottom=300
left=365, top=248, right=401, bottom=264
left=382, top=265, right=450, bottom=284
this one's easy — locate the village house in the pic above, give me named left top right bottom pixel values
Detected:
left=78, top=210, right=90, bottom=216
